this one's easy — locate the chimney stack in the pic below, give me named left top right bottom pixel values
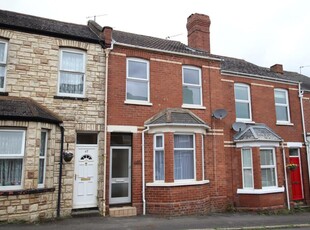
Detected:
left=270, top=64, right=283, bottom=74
left=187, top=13, right=211, bottom=53
left=102, top=26, right=113, bottom=48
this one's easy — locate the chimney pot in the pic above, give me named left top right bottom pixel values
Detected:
left=270, top=64, right=283, bottom=74
left=187, top=13, right=211, bottom=52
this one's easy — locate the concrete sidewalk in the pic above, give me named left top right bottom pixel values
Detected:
left=1, top=212, right=310, bottom=230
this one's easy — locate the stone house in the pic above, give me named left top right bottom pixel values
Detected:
left=0, top=10, right=111, bottom=222
left=90, top=13, right=310, bottom=216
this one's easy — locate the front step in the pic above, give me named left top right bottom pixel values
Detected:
left=71, top=208, right=100, bottom=217
left=109, top=206, right=137, bottom=217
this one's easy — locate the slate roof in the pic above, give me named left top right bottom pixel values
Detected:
left=234, top=124, right=282, bottom=143
left=0, top=96, right=62, bottom=124
left=145, top=108, right=209, bottom=128
left=107, top=26, right=310, bottom=90
left=0, top=9, right=99, bottom=43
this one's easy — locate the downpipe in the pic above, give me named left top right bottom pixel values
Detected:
left=57, top=123, right=65, bottom=218
left=282, top=142, right=290, bottom=210
left=142, top=126, right=149, bottom=215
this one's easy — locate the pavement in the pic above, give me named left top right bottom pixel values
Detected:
left=1, top=211, right=310, bottom=230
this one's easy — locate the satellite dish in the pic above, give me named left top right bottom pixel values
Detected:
left=212, top=109, right=227, bottom=120
left=232, top=122, right=246, bottom=132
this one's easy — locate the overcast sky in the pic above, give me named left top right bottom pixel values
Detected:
left=1, top=0, right=310, bottom=76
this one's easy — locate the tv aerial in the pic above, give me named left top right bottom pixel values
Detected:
left=232, top=122, right=246, bottom=132
left=212, top=109, right=227, bottom=120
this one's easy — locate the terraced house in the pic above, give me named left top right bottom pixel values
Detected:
left=90, top=13, right=310, bottom=215
left=0, top=9, right=310, bottom=222
left=0, top=10, right=112, bottom=222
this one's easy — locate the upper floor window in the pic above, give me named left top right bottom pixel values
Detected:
left=174, top=134, right=195, bottom=180
left=274, top=89, right=290, bottom=124
left=126, top=58, right=149, bottom=103
left=260, top=148, right=277, bottom=188
left=234, top=83, right=252, bottom=122
left=154, top=134, right=164, bottom=181
left=0, top=130, right=25, bottom=190
left=182, top=66, right=202, bottom=106
left=0, top=39, right=8, bottom=92
left=58, top=49, right=86, bottom=97
left=38, top=130, right=48, bottom=188
left=241, top=148, right=253, bottom=189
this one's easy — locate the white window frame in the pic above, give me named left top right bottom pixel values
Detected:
left=125, top=58, right=151, bottom=105
left=234, top=83, right=252, bottom=122
left=0, top=129, right=25, bottom=190
left=173, top=133, right=196, bottom=182
left=260, top=147, right=278, bottom=188
left=182, top=66, right=203, bottom=108
left=154, top=134, right=164, bottom=182
left=57, top=48, right=86, bottom=97
left=241, top=148, right=254, bottom=189
left=0, top=39, right=8, bottom=92
left=274, top=88, right=291, bottom=124
left=38, top=130, right=48, bottom=188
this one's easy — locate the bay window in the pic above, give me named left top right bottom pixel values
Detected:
left=38, top=130, right=48, bottom=188
left=0, top=39, right=8, bottom=91
left=154, top=134, right=164, bottom=181
left=260, top=148, right=277, bottom=187
left=241, top=148, right=253, bottom=189
left=174, top=134, right=195, bottom=180
left=0, top=130, right=25, bottom=190
left=58, top=49, right=86, bottom=97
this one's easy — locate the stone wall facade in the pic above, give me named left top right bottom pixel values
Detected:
left=0, top=28, right=106, bottom=222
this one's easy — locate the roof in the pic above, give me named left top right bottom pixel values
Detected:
left=0, top=96, right=62, bottom=124
left=0, top=9, right=99, bottom=43
left=234, top=123, right=282, bottom=143
left=145, top=108, right=209, bottom=128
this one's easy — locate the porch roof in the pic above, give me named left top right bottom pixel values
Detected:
left=0, top=96, right=62, bottom=124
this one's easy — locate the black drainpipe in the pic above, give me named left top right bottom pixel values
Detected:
left=57, top=124, right=65, bottom=218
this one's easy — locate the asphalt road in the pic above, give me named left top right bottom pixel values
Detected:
left=1, top=212, right=310, bottom=230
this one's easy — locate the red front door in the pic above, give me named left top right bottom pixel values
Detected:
left=289, top=157, right=303, bottom=200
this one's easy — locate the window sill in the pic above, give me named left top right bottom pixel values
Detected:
left=146, top=180, right=210, bottom=187
left=0, top=187, right=55, bottom=196
left=276, top=122, right=294, bottom=126
left=237, top=186, right=284, bottom=194
left=124, top=100, right=153, bottom=106
left=236, top=119, right=255, bottom=124
left=0, top=92, right=9, bottom=96
left=54, top=96, right=88, bottom=101
left=182, top=104, right=206, bottom=110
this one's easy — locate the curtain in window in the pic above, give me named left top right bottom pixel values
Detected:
left=61, top=52, right=83, bottom=72
left=0, top=159, right=23, bottom=186
left=59, top=72, right=83, bottom=94
left=174, top=135, right=194, bottom=180
left=0, top=131, right=23, bottom=155
left=0, top=66, right=4, bottom=88
left=242, top=149, right=253, bottom=188
left=0, top=43, right=5, bottom=62
left=155, top=150, right=164, bottom=180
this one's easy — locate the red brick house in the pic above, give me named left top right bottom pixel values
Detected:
left=91, top=13, right=310, bottom=215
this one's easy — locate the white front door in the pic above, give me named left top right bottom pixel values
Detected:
left=110, top=147, right=131, bottom=204
left=73, top=145, right=98, bottom=209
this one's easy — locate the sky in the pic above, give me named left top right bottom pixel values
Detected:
left=1, top=0, right=310, bottom=76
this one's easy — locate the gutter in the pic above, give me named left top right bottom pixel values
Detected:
left=142, top=126, right=150, bottom=215
left=298, top=83, right=310, bottom=185
left=57, top=123, right=65, bottom=218
left=102, top=40, right=114, bottom=216
left=281, top=142, right=290, bottom=210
